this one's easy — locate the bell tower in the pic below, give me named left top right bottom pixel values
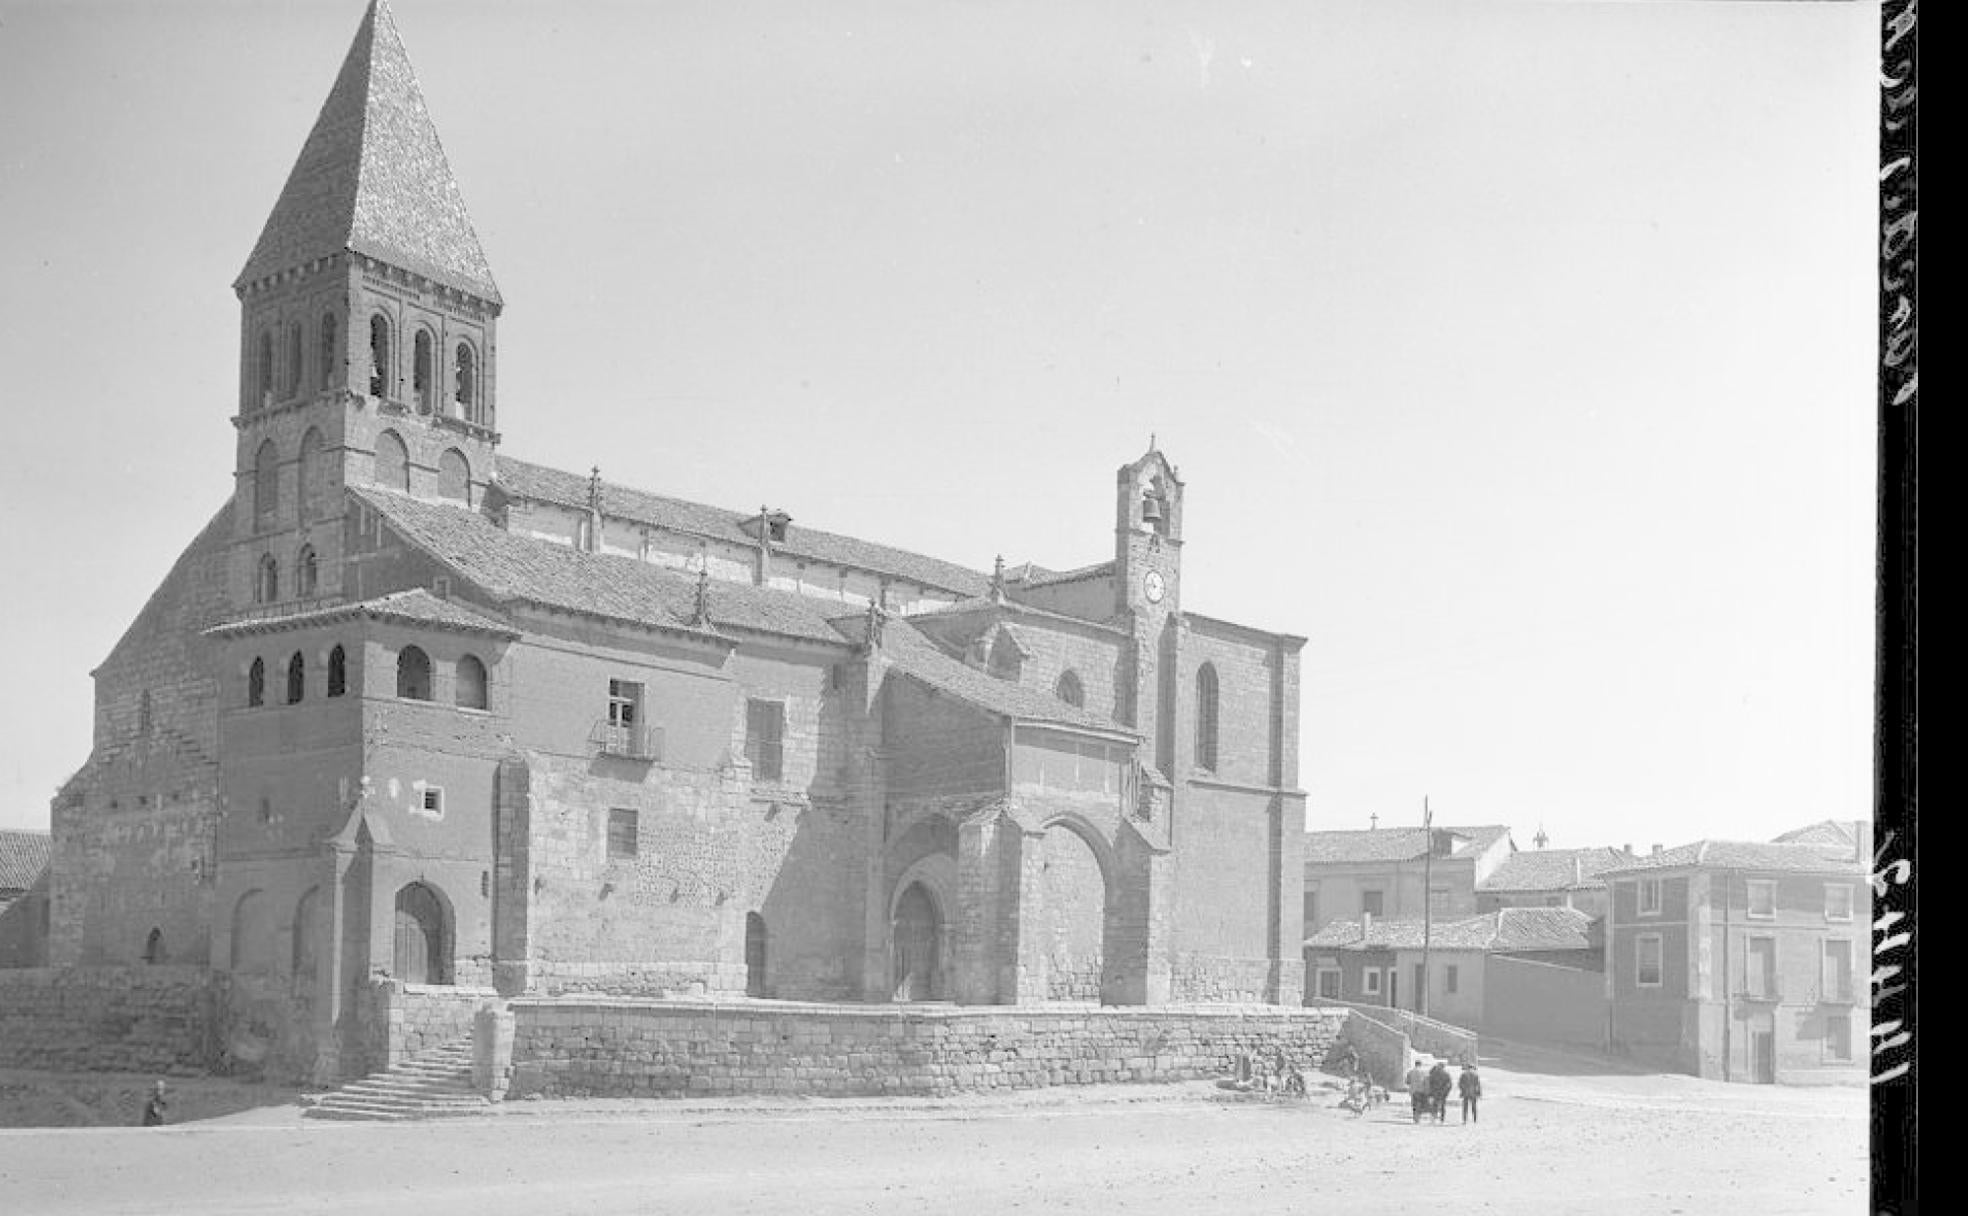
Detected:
left=227, top=0, right=503, bottom=613
left=1113, top=446, right=1184, bottom=774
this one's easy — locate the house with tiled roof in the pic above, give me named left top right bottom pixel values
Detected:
left=1301, top=823, right=1514, bottom=937
left=0, top=829, right=52, bottom=968
left=1475, top=845, right=1633, bottom=919
left=1601, top=827, right=1871, bottom=1083
left=48, top=0, right=1309, bottom=1083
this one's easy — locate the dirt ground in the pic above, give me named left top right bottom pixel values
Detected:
left=0, top=1042, right=1869, bottom=1216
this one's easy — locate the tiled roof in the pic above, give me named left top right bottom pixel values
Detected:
left=1304, top=825, right=1512, bottom=866
left=1304, top=907, right=1593, bottom=953
left=494, top=458, right=990, bottom=599
left=1478, top=847, right=1631, bottom=893
left=900, top=596, right=1129, bottom=638
left=206, top=589, right=519, bottom=639
left=0, top=830, right=51, bottom=893
left=353, top=488, right=851, bottom=645
left=236, top=0, right=500, bottom=301
left=1772, top=820, right=1866, bottom=851
left=1008, top=560, right=1115, bottom=589
left=858, top=616, right=1137, bottom=738
left=1599, top=840, right=1860, bottom=877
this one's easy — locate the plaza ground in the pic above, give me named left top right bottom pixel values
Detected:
left=0, top=1041, right=1868, bottom=1216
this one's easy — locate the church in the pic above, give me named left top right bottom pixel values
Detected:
left=48, top=0, right=1307, bottom=1078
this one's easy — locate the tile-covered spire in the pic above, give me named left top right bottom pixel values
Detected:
left=234, top=0, right=500, bottom=303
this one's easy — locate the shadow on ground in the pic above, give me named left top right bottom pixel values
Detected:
left=0, top=1070, right=305, bottom=1129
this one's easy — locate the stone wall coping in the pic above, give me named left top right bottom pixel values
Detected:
left=396, top=983, right=501, bottom=998
left=509, top=997, right=1343, bottom=1023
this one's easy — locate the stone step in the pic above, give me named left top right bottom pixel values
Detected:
left=302, top=1036, right=489, bottom=1122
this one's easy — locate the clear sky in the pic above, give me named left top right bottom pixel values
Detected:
left=0, top=1, right=1877, bottom=850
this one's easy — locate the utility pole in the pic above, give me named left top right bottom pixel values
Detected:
left=1420, top=796, right=1433, bottom=1019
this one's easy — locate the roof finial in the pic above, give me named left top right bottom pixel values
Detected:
left=863, top=596, right=887, bottom=649
left=1534, top=824, right=1549, bottom=850
left=1369, top=812, right=1378, bottom=831
left=990, top=554, right=1007, bottom=603
left=587, top=467, right=603, bottom=513
left=693, top=566, right=712, bottom=626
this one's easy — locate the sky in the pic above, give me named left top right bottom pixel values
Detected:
left=0, top=1, right=1878, bottom=851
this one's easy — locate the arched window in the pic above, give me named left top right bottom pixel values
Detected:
left=254, top=439, right=279, bottom=524
left=256, top=553, right=279, bottom=604
left=1194, top=663, right=1220, bottom=772
left=248, top=657, right=266, bottom=707
left=454, top=343, right=477, bottom=418
left=368, top=313, right=391, bottom=397
left=327, top=645, right=347, bottom=697
left=286, top=651, right=306, bottom=704
left=296, top=428, right=323, bottom=523
left=455, top=654, right=488, bottom=710
left=1055, top=670, right=1085, bottom=708
left=138, top=689, right=154, bottom=736
left=292, top=887, right=321, bottom=982
left=437, top=448, right=471, bottom=504
left=319, top=312, right=339, bottom=390
left=397, top=646, right=432, bottom=700
left=296, top=545, right=319, bottom=598
left=413, top=330, right=434, bottom=412
left=285, top=321, right=303, bottom=396
left=374, top=429, right=410, bottom=492
left=143, top=928, right=166, bottom=965
left=257, top=330, right=274, bottom=405
left=230, top=889, right=272, bottom=973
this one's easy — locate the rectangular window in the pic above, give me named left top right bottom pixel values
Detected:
left=1638, top=879, right=1663, bottom=917
left=607, top=679, right=642, bottom=728
left=1746, top=880, right=1776, bottom=919
left=1636, top=934, right=1664, bottom=987
left=1446, top=964, right=1459, bottom=995
left=1824, top=883, right=1853, bottom=922
left=418, top=786, right=444, bottom=819
left=1823, top=939, right=1854, bottom=1003
left=1428, top=885, right=1452, bottom=912
left=1825, top=1013, right=1852, bottom=1063
left=1745, top=936, right=1777, bottom=998
left=1361, top=968, right=1382, bottom=997
left=606, top=808, right=638, bottom=860
left=746, top=698, right=785, bottom=781
left=1316, top=969, right=1342, bottom=1000
left=1361, top=889, right=1384, bottom=917
left=1304, top=890, right=1319, bottom=929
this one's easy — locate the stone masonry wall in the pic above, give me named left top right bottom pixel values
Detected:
left=0, top=967, right=218, bottom=1074
left=507, top=998, right=1346, bottom=1099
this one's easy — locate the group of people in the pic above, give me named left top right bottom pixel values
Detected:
left=1405, top=1058, right=1481, bottom=1124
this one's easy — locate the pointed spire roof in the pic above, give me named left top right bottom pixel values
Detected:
left=235, top=0, right=500, bottom=303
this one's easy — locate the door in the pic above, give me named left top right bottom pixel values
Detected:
left=745, top=912, right=767, bottom=997
left=892, top=883, right=941, bottom=1001
left=1387, top=968, right=1399, bottom=1009
left=392, top=882, right=445, bottom=985
left=1749, top=1019, right=1776, bottom=1084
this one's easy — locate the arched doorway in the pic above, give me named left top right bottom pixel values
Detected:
left=1038, top=821, right=1109, bottom=1001
left=393, top=882, right=449, bottom=985
left=745, top=912, right=768, bottom=997
left=892, top=881, right=943, bottom=1001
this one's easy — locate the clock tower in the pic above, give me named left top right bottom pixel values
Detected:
left=1114, top=447, right=1184, bottom=775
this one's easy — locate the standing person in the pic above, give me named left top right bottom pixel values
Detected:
left=1428, top=1060, right=1453, bottom=1123
left=1405, top=1059, right=1430, bottom=1124
left=141, top=1080, right=169, bottom=1127
left=1458, top=1062, right=1482, bottom=1124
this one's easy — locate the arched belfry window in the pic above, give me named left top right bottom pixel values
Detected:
left=413, top=330, right=434, bottom=412
left=374, top=429, right=410, bottom=492
left=297, top=544, right=319, bottom=598
left=1194, top=663, right=1220, bottom=772
left=327, top=645, right=348, bottom=697
left=286, top=651, right=306, bottom=704
left=254, top=439, right=279, bottom=524
left=256, top=553, right=279, bottom=604
left=296, top=428, right=323, bottom=524
left=1055, top=670, right=1085, bottom=709
left=455, top=654, right=488, bottom=710
left=143, top=928, right=166, bottom=965
left=286, top=321, right=304, bottom=397
left=257, top=330, right=274, bottom=406
left=397, top=646, right=432, bottom=701
left=368, top=314, right=391, bottom=398
left=454, top=343, right=477, bottom=419
left=319, top=312, right=339, bottom=390
left=437, top=448, right=471, bottom=504
left=248, top=657, right=266, bottom=708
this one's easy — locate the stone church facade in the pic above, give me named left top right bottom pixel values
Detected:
left=48, top=0, right=1307, bottom=1078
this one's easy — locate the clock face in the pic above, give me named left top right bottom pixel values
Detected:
left=1143, top=570, right=1166, bottom=604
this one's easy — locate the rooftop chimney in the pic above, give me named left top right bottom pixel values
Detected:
left=1360, top=910, right=1372, bottom=942
left=1651, top=844, right=1662, bottom=856
left=1622, top=843, right=1633, bottom=857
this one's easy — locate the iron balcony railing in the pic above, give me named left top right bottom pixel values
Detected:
left=593, top=720, right=662, bottom=761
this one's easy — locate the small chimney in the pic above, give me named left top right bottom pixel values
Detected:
left=1651, top=843, right=1662, bottom=856
left=1622, top=843, right=1633, bottom=857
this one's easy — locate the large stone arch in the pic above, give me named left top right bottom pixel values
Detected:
left=1033, top=816, right=1116, bottom=1002
left=888, top=853, right=957, bottom=1002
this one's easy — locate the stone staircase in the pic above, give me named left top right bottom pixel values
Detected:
left=303, top=1038, right=489, bottom=1122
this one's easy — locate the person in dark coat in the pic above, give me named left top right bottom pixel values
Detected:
left=1427, top=1061, right=1454, bottom=1123
left=141, top=1080, right=169, bottom=1127
left=1458, top=1062, right=1483, bottom=1123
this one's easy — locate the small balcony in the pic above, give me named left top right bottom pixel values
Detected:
left=593, top=720, right=662, bottom=762
left=1734, top=985, right=1783, bottom=1004
left=1813, top=981, right=1859, bottom=1005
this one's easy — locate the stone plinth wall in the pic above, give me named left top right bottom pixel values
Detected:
left=362, top=979, right=499, bottom=1069
left=0, top=966, right=217, bottom=1073
left=1312, top=999, right=1478, bottom=1066
left=507, top=999, right=1347, bottom=1100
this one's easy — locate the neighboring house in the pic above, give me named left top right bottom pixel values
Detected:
left=1303, top=906, right=1599, bottom=1033
left=0, top=829, right=52, bottom=968
left=1302, top=825, right=1513, bottom=934
left=1602, top=830, right=1870, bottom=1083
left=47, top=1, right=1309, bottom=1082
left=1476, top=846, right=1633, bottom=918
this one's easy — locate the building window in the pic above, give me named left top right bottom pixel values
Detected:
left=1637, top=878, right=1662, bottom=917
left=1746, top=880, right=1776, bottom=920
left=247, top=657, right=266, bottom=707
left=1636, top=933, right=1663, bottom=988
left=420, top=786, right=444, bottom=818
left=1361, top=889, right=1384, bottom=917
left=746, top=699, right=785, bottom=782
left=286, top=321, right=304, bottom=396
left=296, top=428, right=323, bottom=524
left=1825, top=1013, right=1852, bottom=1063
left=254, top=439, right=280, bottom=524
left=1428, top=885, right=1452, bottom=913
left=286, top=651, right=306, bottom=704
left=374, top=428, right=410, bottom=492
left=368, top=314, right=391, bottom=397
left=607, top=808, right=638, bottom=860
left=413, top=330, right=434, bottom=412
left=438, top=448, right=472, bottom=504
left=255, top=553, right=279, bottom=604
left=1824, top=883, right=1853, bottom=922
left=456, top=654, right=488, bottom=710
left=1362, top=968, right=1382, bottom=997
left=319, top=312, right=338, bottom=390
left=138, top=689, right=153, bottom=736
left=1745, top=936, right=1777, bottom=998
left=257, top=330, right=275, bottom=404
left=143, top=928, right=166, bottom=965
left=455, top=342, right=477, bottom=417
left=396, top=646, right=433, bottom=700
left=1055, top=670, right=1085, bottom=708
left=1304, top=890, right=1318, bottom=930
left=1823, top=939, right=1854, bottom=1003
left=1194, top=663, right=1219, bottom=772
left=1446, top=964, right=1459, bottom=995
left=327, top=645, right=347, bottom=697
left=293, top=887, right=321, bottom=982
left=1316, top=969, right=1342, bottom=1000
left=607, top=679, right=641, bottom=729
left=297, top=545, right=319, bottom=598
